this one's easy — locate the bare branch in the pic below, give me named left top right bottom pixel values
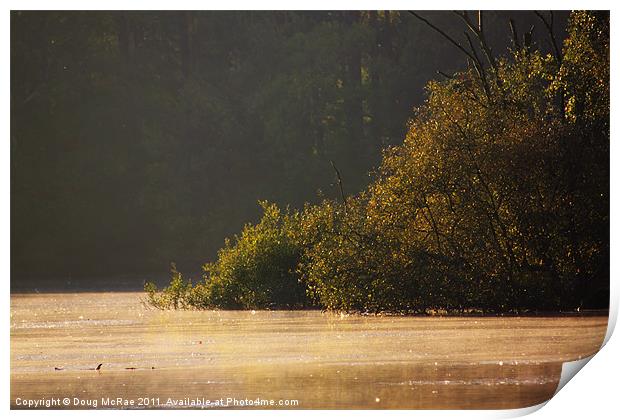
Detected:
left=409, top=11, right=491, bottom=101
left=509, top=19, right=521, bottom=50
left=454, top=11, right=499, bottom=77
left=464, top=31, right=491, bottom=99
left=534, top=11, right=562, bottom=64
left=437, top=70, right=455, bottom=79
left=408, top=11, right=477, bottom=64
left=330, top=160, right=347, bottom=215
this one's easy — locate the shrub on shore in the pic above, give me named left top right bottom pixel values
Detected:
left=146, top=201, right=308, bottom=310
left=146, top=11, right=609, bottom=313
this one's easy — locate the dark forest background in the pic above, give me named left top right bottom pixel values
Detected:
left=11, top=11, right=569, bottom=290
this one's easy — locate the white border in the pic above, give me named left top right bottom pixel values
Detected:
left=3, top=2, right=617, bottom=420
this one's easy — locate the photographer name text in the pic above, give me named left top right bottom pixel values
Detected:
left=14, top=396, right=300, bottom=408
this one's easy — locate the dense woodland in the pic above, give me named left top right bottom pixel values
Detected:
left=12, top=11, right=609, bottom=311
left=12, top=11, right=467, bottom=279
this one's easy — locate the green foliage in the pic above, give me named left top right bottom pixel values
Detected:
left=553, top=11, right=609, bottom=125
left=299, top=10, right=609, bottom=312
left=145, top=264, right=195, bottom=309
left=201, top=201, right=307, bottom=309
left=146, top=202, right=307, bottom=309
left=146, top=11, right=608, bottom=313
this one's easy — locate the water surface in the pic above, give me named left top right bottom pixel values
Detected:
left=10, top=292, right=607, bottom=409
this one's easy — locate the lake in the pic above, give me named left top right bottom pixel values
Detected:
left=10, top=292, right=607, bottom=409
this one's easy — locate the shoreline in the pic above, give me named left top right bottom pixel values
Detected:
left=10, top=291, right=609, bottom=318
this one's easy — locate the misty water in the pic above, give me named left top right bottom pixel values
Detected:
left=11, top=292, right=607, bottom=409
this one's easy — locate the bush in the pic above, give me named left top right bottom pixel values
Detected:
left=147, top=12, right=608, bottom=313
left=144, top=264, right=196, bottom=309
left=297, top=196, right=477, bottom=313
left=294, top=11, right=609, bottom=313
left=145, top=201, right=308, bottom=309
